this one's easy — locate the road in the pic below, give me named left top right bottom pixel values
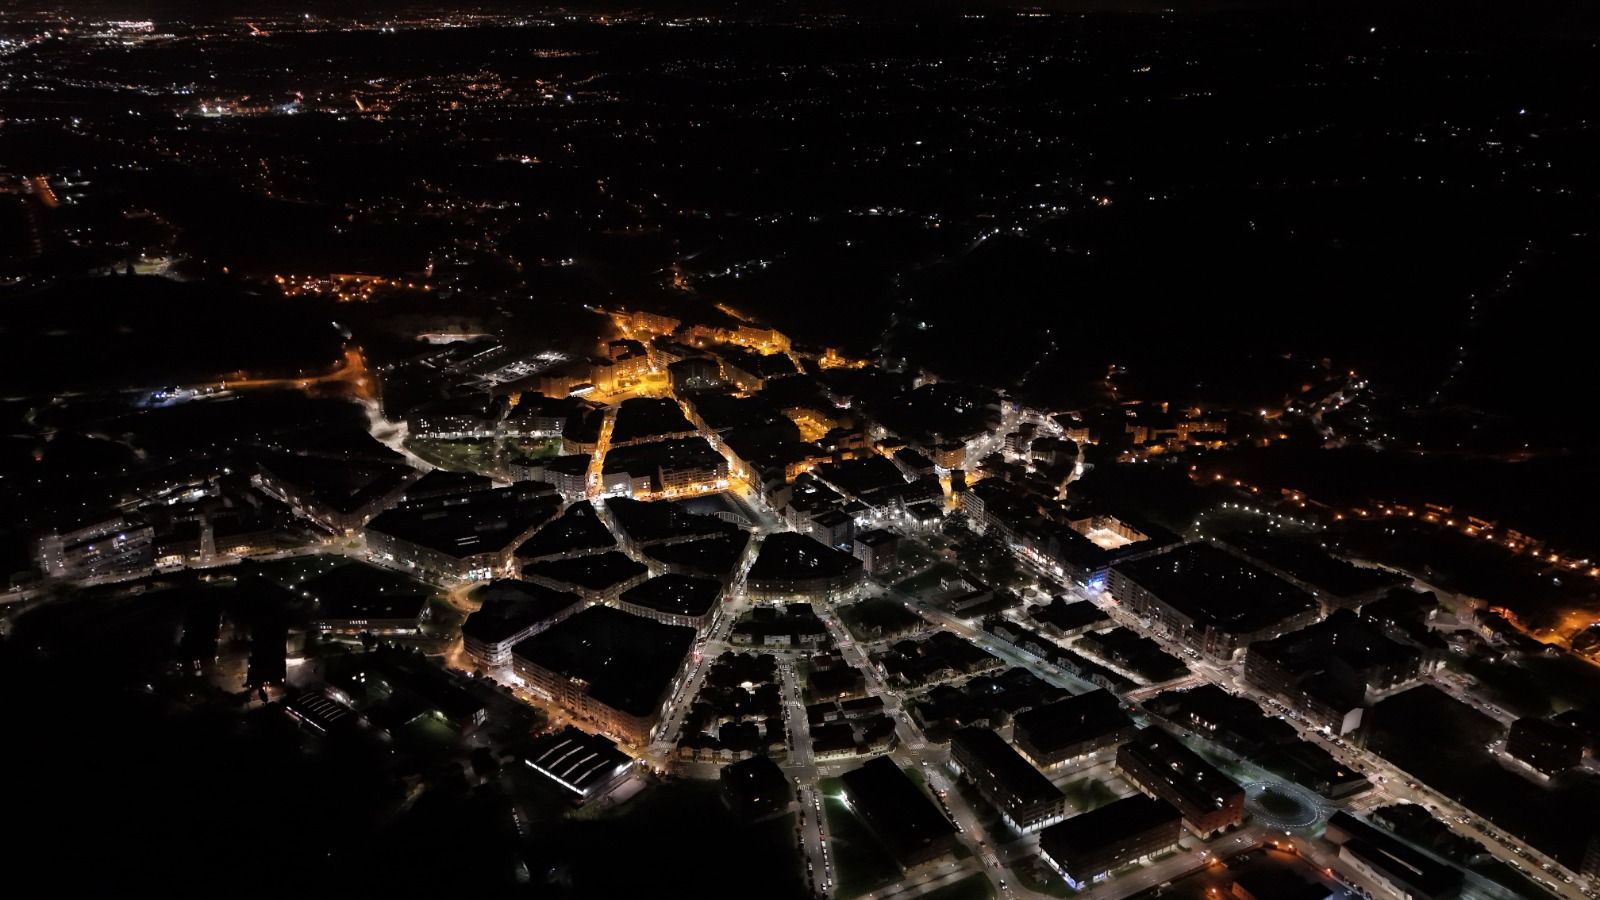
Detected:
left=324, top=371, right=1592, bottom=900
left=1068, top=582, right=1590, bottom=900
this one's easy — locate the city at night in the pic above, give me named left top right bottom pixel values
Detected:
left=3, top=1, right=1600, bottom=898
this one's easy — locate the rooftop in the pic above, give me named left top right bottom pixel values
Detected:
left=602, top=437, right=727, bottom=479
left=610, top=397, right=696, bottom=445
left=839, top=756, right=958, bottom=864
left=515, top=500, right=617, bottom=560
left=1030, top=597, right=1112, bottom=632
left=606, top=496, right=739, bottom=545
left=367, top=483, right=561, bottom=559
left=855, top=528, right=899, bottom=550
left=1119, top=727, right=1244, bottom=816
left=402, top=468, right=494, bottom=501
left=512, top=605, right=696, bottom=719
left=1250, top=609, right=1419, bottom=681
left=1039, top=795, right=1180, bottom=866
left=747, top=532, right=864, bottom=582
left=522, top=551, right=648, bottom=592
left=814, top=455, right=907, bottom=498
left=1113, top=542, right=1318, bottom=635
left=642, top=532, right=751, bottom=580
left=524, top=726, right=633, bottom=797
left=1013, top=690, right=1134, bottom=753
left=618, top=574, right=723, bottom=619
left=1221, top=532, right=1408, bottom=600
left=257, top=450, right=416, bottom=515
left=303, top=563, right=433, bottom=621
left=950, top=727, right=1063, bottom=806
left=462, top=580, right=584, bottom=645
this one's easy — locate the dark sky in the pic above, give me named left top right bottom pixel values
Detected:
left=12, top=0, right=1600, bottom=37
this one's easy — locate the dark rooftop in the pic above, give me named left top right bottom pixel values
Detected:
left=814, top=455, right=907, bottom=498
left=606, top=496, right=738, bottom=546
left=1113, top=542, right=1318, bottom=635
left=642, top=532, right=752, bottom=580
left=463, top=580, right=583, bottom=645
left=367, top=483, right=561, bottom=559
left=1031, top=597, right=1112, bottom=633
left=721, top=755, right=792, bottom=817
left=839, top=756, right=958, bottom=865
left=1146, top=683, right=1297, bottom=753
left=522, top=551, right=648, bottom=592
left=303, top=563, right=433, bottom=622
left=950, top=727, right=1063, bottom=807
left=1013, top=690, right=1134, bottom=754
left=855, top=528, right=899, bottom=550
left=686, top=392, right=794, bottom=434
left=1039, top=795, right=1180, bottom=868
left=512, top=605, right=696, bottom=719
left=402, top=469, right=494, bottom=501
left=515, top=500, right=617, bottom=560
left=610, top=397, right=696, bottom=445
left=257, top=451, right=416, bottom=516
left=748, top=532, right=864, bottom=582
left=1250, top=609, right=1419, bottom=682
left=1120, top=727, right=1244, bottom=817
left=602, top=437, right=727, bottom=480
left=618, top=574, right=723, bottom=619
left=1221, top=532, right=1408, bottom=601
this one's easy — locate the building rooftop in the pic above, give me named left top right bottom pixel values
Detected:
left=642, top=533, right=751, bottom=580
left=748, top=532, right=864, bottom=582
left=522, top=551, right=648, bottom=592
left=1113, top=542, right=1318, bottom=635
left=512, top=605, right=696, bottom=719
left=606, top=496, right=739, bottom=545
left=536, top=453, right=593, bottom=477
left=602, top=437, right=726, bottom=479
left=855, top=528, right=899, bottom=551
left=1120, top=727, right=1244, bottom=817
left=950, top=727, right=1063, bottom=806
left=1039, top=795, right=1180, bottom=867
left=515, top=500, right=617, bottom=560
left=504, top=392, right=585, bottom=426
left=1030, top=597, right=1112, bottom=633
left=257, top=450, right=417, bottom=515
left=284, top=690, right=359, bottom=735
left=524, top=726, right=633, bottom=797
left=1014, top=690, right=1134, bottom=753
left=1221, top=532, right=1408, bottom=601
left=894, top=447, right=935, bottom=472
left=686, top=392, right=794, bottom=433
left=716, top=346, right=798, bottom=380
left=721, top=755, right=792, bottom=817
left=814, top=455, right=907, bottom=498
left=1327, top=812, right=1464, bottom=898
left=618, top=574, right=723, bottom=619
left=1250, top=609, right=1419, bottom=682
left=303, top=563, right=433, bottom=621
left=462, top=580, right=583, bottom=645
left=367, top=483, right=561, bottom=559
left=839, top=756, right=958, bottom=864
left=1077, top=628, right=1189, bottom=683
left=1146, top=683, right=1297, bottom=753
left=402, top=469, right=494, bottom=501
left=610, top=397, right=696, bottom=445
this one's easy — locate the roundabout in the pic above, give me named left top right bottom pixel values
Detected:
left=1243, top=780, right=1328, bottom=832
